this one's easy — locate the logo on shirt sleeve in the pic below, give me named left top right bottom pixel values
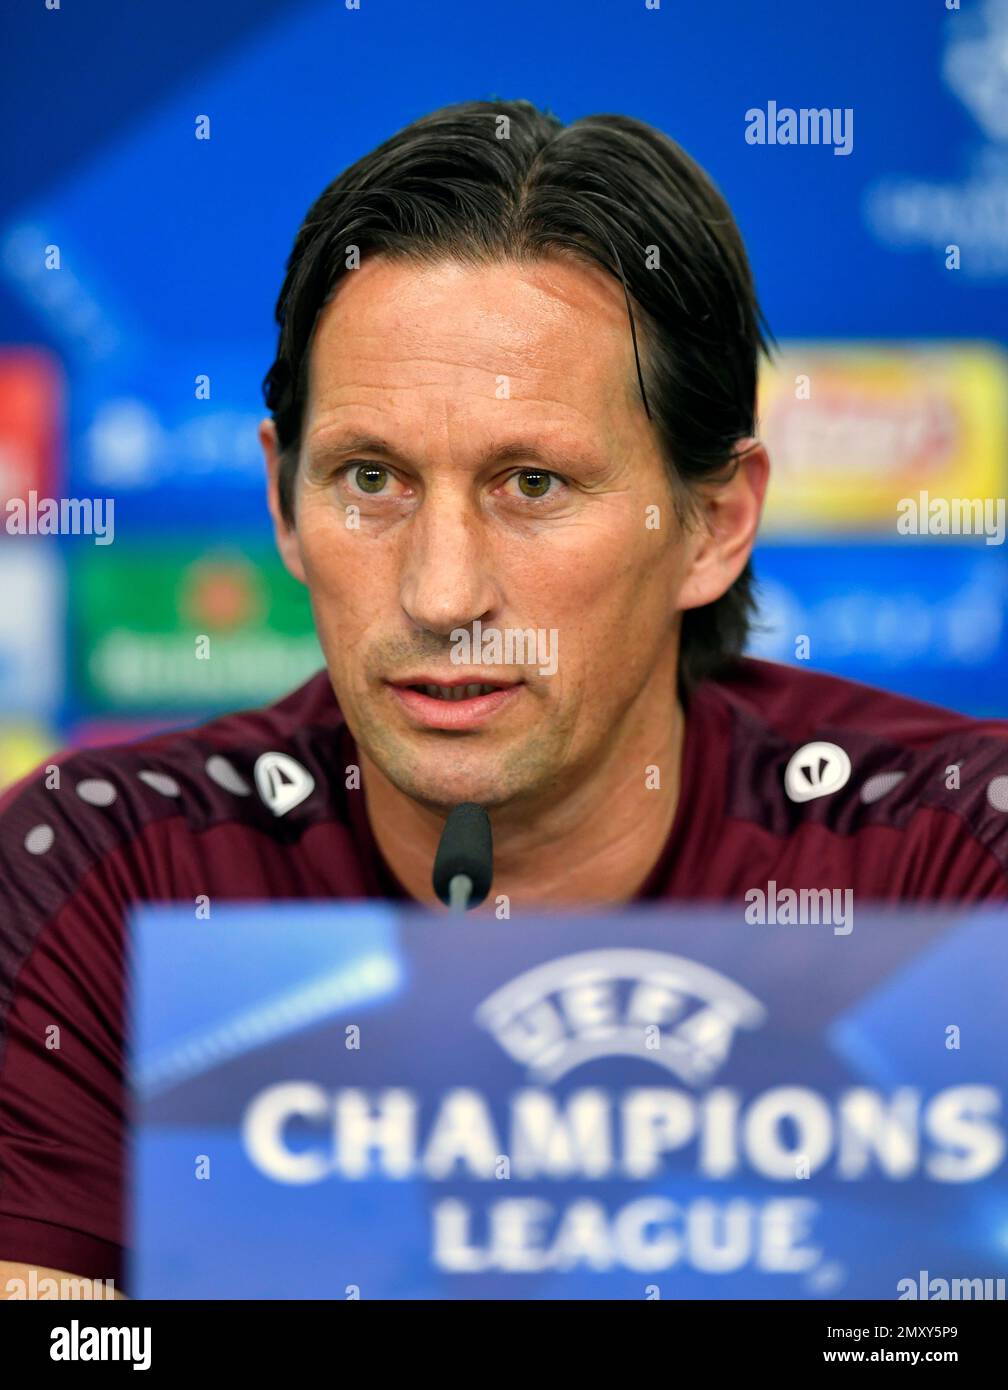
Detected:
left=254, top=751, right=315, bottom=816
left=784, top=741, right=852, bottom=803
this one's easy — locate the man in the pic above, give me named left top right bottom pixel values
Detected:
left=1, top=99, right=1006, bottom=1297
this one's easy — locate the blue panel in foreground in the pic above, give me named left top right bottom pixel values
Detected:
left=129, top=902, right=1008, bottom=1300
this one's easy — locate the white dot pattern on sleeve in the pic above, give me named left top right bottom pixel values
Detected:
left=137, top=770, right=182, bottom=797
left=75, top=779, right=118, bottom=807
left=986, top=776, right=1008, bottom=812
left=205, top=755, right=251, bottom=795
left=24, top=824, right=55, bottom=855
left=859, top=771, right=907, bottom=804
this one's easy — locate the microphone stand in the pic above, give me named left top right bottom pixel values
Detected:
left=447, top=873, right=474, bottom=914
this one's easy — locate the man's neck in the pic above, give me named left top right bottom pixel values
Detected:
left=356, top=690, right=685, bottom=911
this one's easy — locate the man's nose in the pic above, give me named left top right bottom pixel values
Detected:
left=398, top=492, right=499, bottom=637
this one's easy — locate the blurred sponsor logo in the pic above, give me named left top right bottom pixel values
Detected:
left=864, top=0, right=1008, bottom=280
left=750, top=543, right=1008, bottom=711
left=179, top=555, right=265, bottom=630
left=0, top=545, right=63, bottom=717
left=82, top=393, right=263, bottom=489
left=759, top=345, right=1008, bottom=531
left=0, top=348, right=62, bottom=508
left=72, top=352, right=264, bottom=497
left=73, top=543, right=321, bottom=711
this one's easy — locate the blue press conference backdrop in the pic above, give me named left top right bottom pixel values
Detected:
left=1, top=0, right=1007, bottom=763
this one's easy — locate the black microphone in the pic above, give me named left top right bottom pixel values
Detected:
left=432, top=803, right=493, bottom=913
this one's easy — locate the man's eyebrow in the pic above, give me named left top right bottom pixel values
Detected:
left=305, top=433, right=404, bottom=465
left=305, top=432, right=601, bottom=471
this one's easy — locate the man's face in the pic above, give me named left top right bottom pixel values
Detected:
left=267, top=253, right=704, bottom=812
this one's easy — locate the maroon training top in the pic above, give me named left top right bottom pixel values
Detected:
left=1, top=657, right=1007, bottom=1288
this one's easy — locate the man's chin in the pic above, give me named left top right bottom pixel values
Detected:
left=377, top=760, right=521, bottom=813
left=357, top=727, right=544, bottom=813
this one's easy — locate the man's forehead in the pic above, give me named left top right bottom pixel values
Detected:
left=310, top=254, right=633, bottom=358
left=306, top=253, right=642, bottom=419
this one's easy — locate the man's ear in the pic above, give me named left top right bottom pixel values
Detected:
left=259, top=418, right=307, bottom=585
left=675, top=439, right=769, bottom=613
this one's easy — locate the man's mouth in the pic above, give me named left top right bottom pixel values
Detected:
left=384, top=675, right=524, bottom=729
left=407, top=682, right=503, bottom=702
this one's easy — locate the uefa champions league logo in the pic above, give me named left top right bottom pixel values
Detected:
left=474, top=949, right=768, bottom=1086
left=237, top=939, right=1004, bottom=1281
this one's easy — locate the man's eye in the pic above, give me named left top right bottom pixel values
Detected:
left=514, top=470, right=554, bottom=499
left=353, top=464, right=389, bottom=494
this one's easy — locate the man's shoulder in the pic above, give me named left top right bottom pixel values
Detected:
left=2, top=667, right=345, bottom=813
left=708, top=656, right=1008, bottom=751
left=698, top=658, right=1008, bottom=891
left=0, top=669, right=356, bottom=911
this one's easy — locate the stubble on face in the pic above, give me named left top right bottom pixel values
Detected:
left=290, top=253, right=688, bottom=820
